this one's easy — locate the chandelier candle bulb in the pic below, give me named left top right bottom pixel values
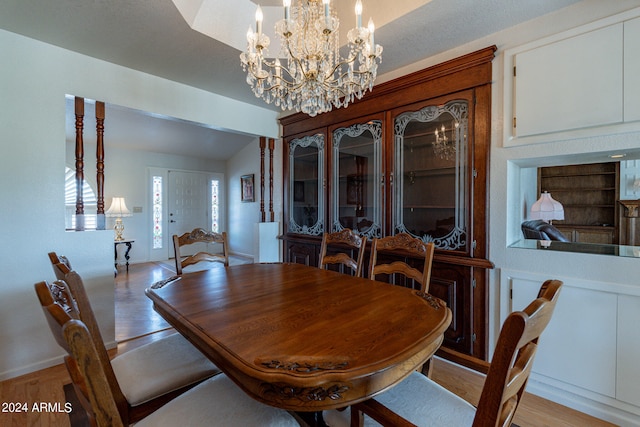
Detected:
left=246, top=27, right=254, bottom=52
left=355, top=0, right=362, bottom=28
left=284, top=0, right=290, bottom=20
left=255, top=6, right=263, bottom=35
left=368, top=18, right=375, bottom=49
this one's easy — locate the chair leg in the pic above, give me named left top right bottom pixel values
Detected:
left=350, top=406, right=364, bottom=427
left=420, top=357, right=434, bottom=378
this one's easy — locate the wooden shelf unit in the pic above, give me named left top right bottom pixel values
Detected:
left=538, top=162, right=619, bottom=244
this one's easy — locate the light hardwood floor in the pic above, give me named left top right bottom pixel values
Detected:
left=0, top=262, right=617, bottom=427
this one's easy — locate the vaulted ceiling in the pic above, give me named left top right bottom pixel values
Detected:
left=0, top=0, right=582, bottom=160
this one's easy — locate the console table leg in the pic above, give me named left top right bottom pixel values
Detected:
left=124, top=242, right=132, bottom=272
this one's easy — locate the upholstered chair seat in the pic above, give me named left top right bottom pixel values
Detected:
left=136, top=374, right=299, bottom=427
left=110, top=333, right=219, bottom=405
left=323, top=371, right=476, bottom=426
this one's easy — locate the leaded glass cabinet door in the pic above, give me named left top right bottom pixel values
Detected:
left=288, top=133, right=325, bottom=235
left=331, top=120, right=383, bottom=238
left=393, top=99, right=469, bottom=252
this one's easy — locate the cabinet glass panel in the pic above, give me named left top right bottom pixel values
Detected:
left=332, top=120, right=383, bottom=238
left=394, top=100, right=468, bottom=250
left=288, top=133, right=324, bottom=235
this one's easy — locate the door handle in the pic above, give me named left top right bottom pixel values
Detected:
left=170, top=220, right=176, bottom=223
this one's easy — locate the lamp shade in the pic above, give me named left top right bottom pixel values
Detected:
left=530, top=191, right=564, bottom=222
left=105, top=197, right=132, bottom=217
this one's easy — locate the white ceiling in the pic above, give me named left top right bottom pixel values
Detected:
left=1, top=0, right=582, bottom=160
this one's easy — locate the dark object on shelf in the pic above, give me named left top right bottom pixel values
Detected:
left=521, top=220, right=569, bottom=242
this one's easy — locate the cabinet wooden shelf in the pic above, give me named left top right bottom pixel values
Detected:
left=538, top=162, right=619, bottom=244
left=546, top=187, right=617, bottom=192
left=404, top=205, right=455, bottom=209
left=406, top=168, right=455, bottom=177
left=563, top=206, right=615, bottom=210
left=553, top=223, right=615, bottom=230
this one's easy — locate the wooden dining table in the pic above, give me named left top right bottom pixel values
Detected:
left=145, top=263, right=452, bottom=413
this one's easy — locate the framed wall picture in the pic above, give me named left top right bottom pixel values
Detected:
left=241, top=174, right=255, bottom=202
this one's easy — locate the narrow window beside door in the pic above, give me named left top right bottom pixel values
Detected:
left=153, top=175, right=163, bottom=249
left=211, top=179, right=219, bottom=232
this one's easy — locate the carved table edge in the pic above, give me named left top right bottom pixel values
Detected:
left=415, top=291, right=445, bottom=309
left=150, top=275, right=181, bottom=289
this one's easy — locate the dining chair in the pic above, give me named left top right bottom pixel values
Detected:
left=324, top=279, right=563, bottom=427
left=36, top=264, right=220, bottom=424
left=173, top=228, right=229, bottom=274
left=48, top=252, right=72, bottom=280
left=318, top=229, right=367, bottom=277
left=41, top=293, right=300, bottom=427
left=368, top=233, right=435, bottom=293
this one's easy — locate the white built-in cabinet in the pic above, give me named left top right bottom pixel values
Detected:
left=503, top=271, right=640, bottom=423
left=625, top=17, right=640, bottom=123
left=504, top=9, right=640, bottom=145
left=617, top=294, right=640, bottom=408
left=514, top=23, right=623, bottom=137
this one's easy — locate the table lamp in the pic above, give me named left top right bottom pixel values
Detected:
left=106, top=197, right=132, bottom=241
left=530, top=191, right=564, bottom=224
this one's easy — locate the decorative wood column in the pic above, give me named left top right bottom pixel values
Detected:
left=619, top=200, right=640, bottom=246
left=259, top=137, right=266, bottom=222
left=74, top=97, right=85, bottom=230
left=95, top=101, right=106, bottom=230
left=269, top=138, right=275, bottom=222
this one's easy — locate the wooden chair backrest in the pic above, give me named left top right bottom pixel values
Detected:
left=473, top=279, right=563, bottom=427
left=37, top=267, right=130, bottom=420
left=172, top=228, right=229, bottom=274
left=318, top=229, right=367, bottom=277
left=35, top=281, right=77, bottom=353
left=64, top=318, right=125, bottom=427
left=41, top=300, right=125, bottom=427
left=48, top=252, right=72, bottom=281
left=368, top=233, right=435, bottom=293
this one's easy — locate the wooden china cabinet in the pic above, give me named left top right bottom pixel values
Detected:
left=281, top=46, right=496, bottom=361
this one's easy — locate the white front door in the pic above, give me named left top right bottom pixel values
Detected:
left=168, top=170, right=210, bottom=257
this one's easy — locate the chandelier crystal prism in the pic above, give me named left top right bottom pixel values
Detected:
left=240, top=0, right=383, bottom=117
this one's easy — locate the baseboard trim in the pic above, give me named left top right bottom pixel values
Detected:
left=527, top=378, right=640, bottom=427
left=0, top=354, right=65, bottom=382
left=229, top=251, right=254, bottom=262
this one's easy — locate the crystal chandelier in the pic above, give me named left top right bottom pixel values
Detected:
left=240, top=0, right=383, bottom=117
left=432, top=122, right=459, bottom=161
left=432, top=122, right=459, bottom=160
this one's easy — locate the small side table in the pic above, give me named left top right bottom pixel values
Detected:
left=114, top=239, right=134, bottom=274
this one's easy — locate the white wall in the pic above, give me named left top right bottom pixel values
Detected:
left=0, top=28, right=278, bottom=380
left=227, top=138, right=284, bottom=258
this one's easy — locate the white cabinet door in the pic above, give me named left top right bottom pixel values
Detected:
left=617, top=295, right=640, bottom=406
left=512, top=281, right=617, bottom=397
left=514, top=23, right=624, bottom=137
left=625, top=17, right=640, bottom=122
